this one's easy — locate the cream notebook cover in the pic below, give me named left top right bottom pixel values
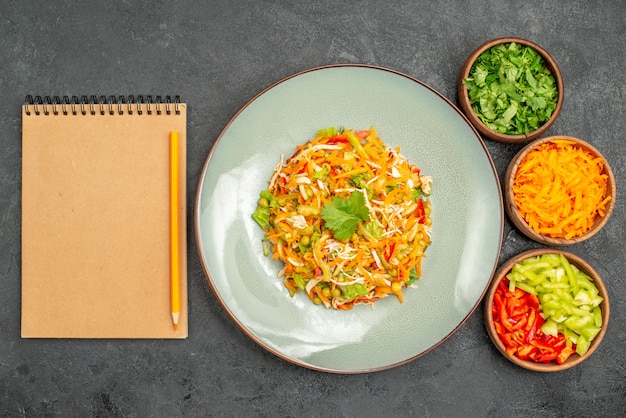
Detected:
left=21, top=95, right=188, bottom=338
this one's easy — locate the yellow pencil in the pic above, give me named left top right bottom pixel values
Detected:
left=170, top=131, right=181, bottom=330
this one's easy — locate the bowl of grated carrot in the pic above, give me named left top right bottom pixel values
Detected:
left=504, top=135, right=616, bottom=245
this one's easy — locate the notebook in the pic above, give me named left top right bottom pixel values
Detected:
left=21, top=95, right=188, bottom=339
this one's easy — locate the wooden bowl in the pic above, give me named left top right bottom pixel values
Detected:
left=504, top=135, right=616, bottom=245
left=484, top=248, right=610, bottom=372
left=458, top=37, right=564, bottom=143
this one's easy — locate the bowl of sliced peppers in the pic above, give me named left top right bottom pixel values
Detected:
left=484, top=248, right=609, bottom=372
left=458, top=37, right=564, bottom=143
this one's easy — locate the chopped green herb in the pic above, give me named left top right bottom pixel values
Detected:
left=463, top=42, right=558, bottom=135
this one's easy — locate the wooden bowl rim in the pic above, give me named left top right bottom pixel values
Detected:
left=457, top=37, right=564, bottom=144
left=484, top=248, right=610, bottom=372
left=504, top=135, right=616, bottom=245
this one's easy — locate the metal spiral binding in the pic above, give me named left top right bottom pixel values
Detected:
left=24, top=95, right=181, bottom=116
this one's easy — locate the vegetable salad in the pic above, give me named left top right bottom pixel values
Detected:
left=252, top=127, right=432, bottom=310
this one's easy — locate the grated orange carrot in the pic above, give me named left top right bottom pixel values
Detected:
left=512, top=140, right=610, bottom=239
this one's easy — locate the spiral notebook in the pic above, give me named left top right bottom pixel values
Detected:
left=21, top=95, right=188, bottom=339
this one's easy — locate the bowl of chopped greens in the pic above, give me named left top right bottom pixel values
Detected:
left=484, top=248, right=610, bottom=372
left=504, top=135, right=615, bottom=246
left=458, top=37, right=564, bottom=143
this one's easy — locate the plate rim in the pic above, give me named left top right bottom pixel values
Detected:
left=194, top=63, right=504, bottom=373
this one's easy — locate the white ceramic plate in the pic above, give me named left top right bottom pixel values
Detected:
left=195, top=65, right=503, bottom=373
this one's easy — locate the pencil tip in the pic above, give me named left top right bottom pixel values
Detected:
left=171, top=312, right=180, bottom=331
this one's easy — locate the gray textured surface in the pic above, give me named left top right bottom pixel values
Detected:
left=1, top=1, right=625, bottom=416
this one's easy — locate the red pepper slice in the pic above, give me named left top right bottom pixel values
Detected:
left=527, top=293, right=540, bottom=309
left=557, top=346, right=575, bottom=365
left=537, top=352, right=559, bottom=363
left=525, top=310, right=544, bottom=343
left=385, top=242, right=396, bottom=262
left=499, top=307, right=515, bottom=332
left=492, top=278, right=573, bottom=365
left=416, top=199, right=426, bottom=224
left=510, top=315, right=528, bottom=331
left=516, top=344, right=534, bottom=360
left=501, top=333, right=517, bottom=348
left=509, top=297, right=528, bottom=318
left=326, top=134, right=348, bottom=144
left=296, top=162, right=308, bottom=174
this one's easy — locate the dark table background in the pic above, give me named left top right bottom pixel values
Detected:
left=1, top=1, right=624, bottom=416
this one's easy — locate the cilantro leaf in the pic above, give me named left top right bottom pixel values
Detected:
left=336, top=191, right=369, bottom=220
left=321, top=191, right=369, bottom=240
left=320, top=204, right=360, bottom=240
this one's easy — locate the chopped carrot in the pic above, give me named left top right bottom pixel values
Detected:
left=512, top=140, right=610, bottom=239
